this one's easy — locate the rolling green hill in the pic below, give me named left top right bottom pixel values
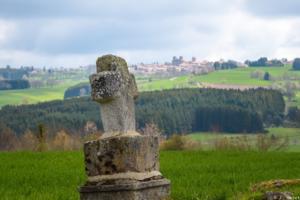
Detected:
left=140, top=65, right=300, bottom=90
left=0, top=81, right=78, bottom=108
left=1, top=65, right=299, bottom=108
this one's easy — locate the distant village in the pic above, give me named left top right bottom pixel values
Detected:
left=0, top=56, right=292, bottom=83
left=129, top=56, right=247, bottom=76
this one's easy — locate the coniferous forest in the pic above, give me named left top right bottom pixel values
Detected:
left=0, top=88, right=284, bottom=136
left=0, top=80, right=30, bottom=90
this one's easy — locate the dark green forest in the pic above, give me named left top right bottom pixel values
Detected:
left=0, top=80, right=30, bottom=90
left=245, top=57, right=284, bottom=67
left=64, top=82, right=91, bottom=99
left=0, top=88, right=284, bottom=136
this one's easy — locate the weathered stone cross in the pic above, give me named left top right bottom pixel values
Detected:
left=89, top=55, right=138, bottom=137
left=79, top=55, right=170, bottom=200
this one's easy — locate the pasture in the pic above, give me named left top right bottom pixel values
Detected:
left=188, top=128, right=300, bottom=152
left=0, top=151, right=300, bottom=200
left=140, top=65, right=300, bottom=91
left=0, top=81, right=78, bottom=108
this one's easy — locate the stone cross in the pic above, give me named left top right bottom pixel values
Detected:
left=80, top=55, right=170, bottom=200
left=89, top=55, right=138, bottom=137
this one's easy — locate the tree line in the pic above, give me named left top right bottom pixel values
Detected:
left=0, top=80, right=30, bottom=90
left=0, top=88, right=285, bottom=136
left=213, top=60, right=239, bottom=70
left=293, top=58, right=300, bottom=70
left=245, top=57, right=284, bottom=67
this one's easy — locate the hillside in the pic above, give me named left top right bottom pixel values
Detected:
left=0, top=65, right=299, bottom=107
left=0, top=88, right=284, bottom=136
left=139, top=65, right=300, bottom=90
left=0, top=81, right=78, bottom=107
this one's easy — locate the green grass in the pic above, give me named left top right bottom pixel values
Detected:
left=0, top=151, right=84, bottom=200
left=191, top=67, right=270, bottom=86
left=138, top=76, right=190, bottom=91
left=0, top=81, right=78, bottom=108
left=191, top=65, right=300, bottom=86
left=1, top=151, right=300, bottom=199
left=188, top=127, right=300, bottom=151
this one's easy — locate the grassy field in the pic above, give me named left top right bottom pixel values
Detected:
left=140, top=66, right=300, bottom=91
left=188, top=127, right=300, bottom=151
left=1, top=151, right=300, bottom=200
left=190, top=65, right=300, bottom=86
left=0, top=81, right=78, bottom=108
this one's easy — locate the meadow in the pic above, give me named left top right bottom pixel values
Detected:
left=139, top=65, right=300, bottom=91
left=188, top=127, right=300, bottom=151
left=0, top=80, right=78, bottom=108
left=1, top=151, right=300, bottom=200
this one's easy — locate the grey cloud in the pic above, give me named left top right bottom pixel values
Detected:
left=0, top=0, right=234, bottom=19
left=3, top=0, right=299, bottom=67
left=1, top=0, right=226, bottom=55
left=0, top=0, right=238, bottom=55
left=2, top=18, right=189, bottom=54
left=244, top=0, right=300, bottom=18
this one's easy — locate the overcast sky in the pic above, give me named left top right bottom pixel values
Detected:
left=0, top=0, right=300, bottom=67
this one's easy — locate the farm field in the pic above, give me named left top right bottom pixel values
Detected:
left=139, top=65, right=300, bottom=91
left=0, top=151, right=300, bottom=200
left=188, top=127, right=300, bottom=151
left=0, top=80, right=78, bottom=108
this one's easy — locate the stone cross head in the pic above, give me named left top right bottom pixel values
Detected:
left=89, top=55, right=138, bottom=136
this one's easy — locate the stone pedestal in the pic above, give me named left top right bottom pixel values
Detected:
left=80, top=179, right=170, bottom=200
left=79, top=134, right=171, bottom=200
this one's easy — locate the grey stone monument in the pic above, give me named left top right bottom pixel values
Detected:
left=79, top=55, right=170, bottom=200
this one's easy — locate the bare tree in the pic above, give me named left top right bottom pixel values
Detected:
left=0, top=124, right=20, bottom=151
left=36, top=124, right=48, bottom=152
left=20, top=130, right=38, bottom=151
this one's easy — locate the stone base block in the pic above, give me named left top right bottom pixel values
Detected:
left=79, top=178, right=171, bottom=200
left=84, top=135, right=159, bottom=177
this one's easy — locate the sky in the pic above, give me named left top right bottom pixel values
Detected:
left=0, top=0, right=300, bottom=68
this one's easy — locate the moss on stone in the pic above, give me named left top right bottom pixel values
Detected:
left=96, top=55, right=129, bottom=79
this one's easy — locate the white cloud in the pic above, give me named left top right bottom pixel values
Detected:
left=244, top=0, right=300, bottom=18
left=0, top=0, right=300, bottom=67
left=205, top=12, right=296, bottom=60
left=0, top=20, right=15, bottom=45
